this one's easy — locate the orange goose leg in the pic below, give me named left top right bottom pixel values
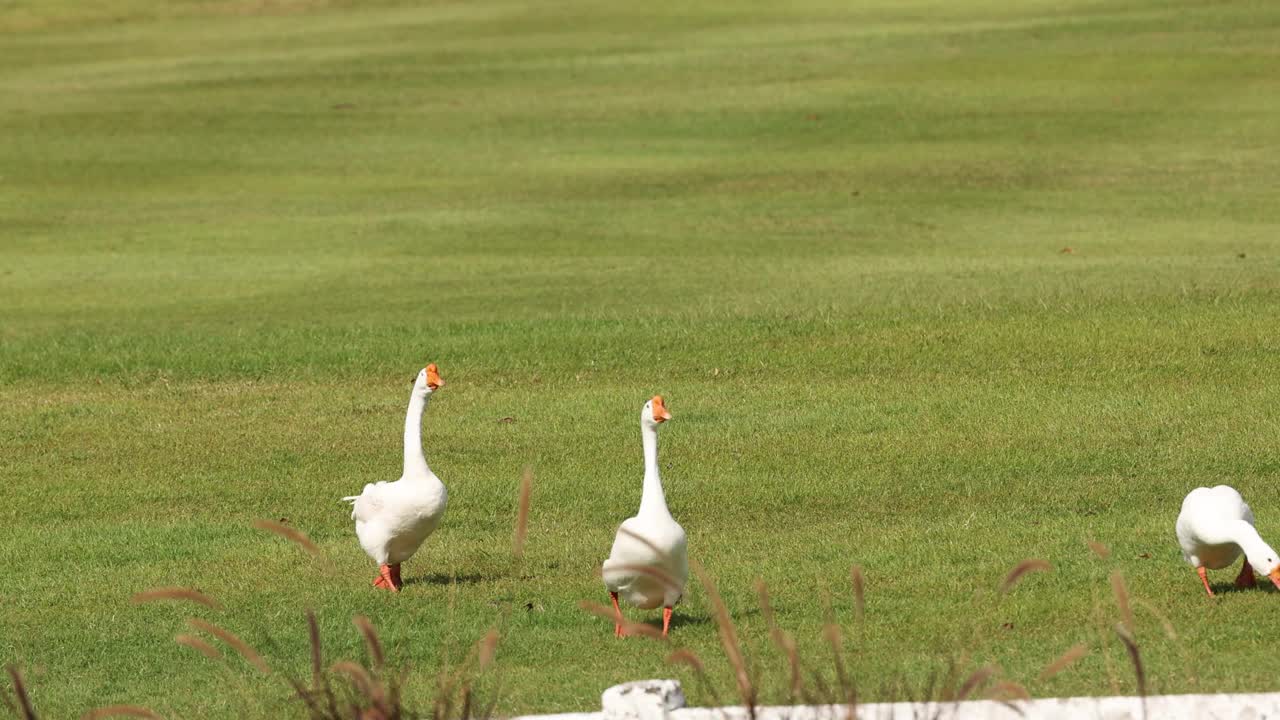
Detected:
left=610, top=591, right=625, bottom=637
left=1198, top=566, right=1214, bottom=597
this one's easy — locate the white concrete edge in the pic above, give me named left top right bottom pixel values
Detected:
left=511, top=679, right=1280, bottom=720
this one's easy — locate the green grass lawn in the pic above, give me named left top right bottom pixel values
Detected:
left=3, top=0, right=1280, bottom=716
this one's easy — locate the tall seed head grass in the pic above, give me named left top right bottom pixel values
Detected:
left=1110, top=572, right=1134, bottom=634
left=512, top=466, right=533, bottom=560
left=186, top=619, right=271, bottom=675
left=352, top=616, right=385, bottom=672
left=174, top=634, right=222, bottom=661
left=689, top=558, right=755, bottom=712
left=1038, top=644, right=1088, bottom=682
left=4, top=665, right=36, bottom=720
left=999, top=559, right=1052, bottom=595
left=252, top=519, right=321, bottom=556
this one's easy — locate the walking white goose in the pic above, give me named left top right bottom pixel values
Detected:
left=602, top=395, right=688, bottom=637
left=1176, top=485, right=1280, bottom=596
left=343, top=364, right=448, bottom=592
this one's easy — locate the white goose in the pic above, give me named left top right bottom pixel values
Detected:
left=343, top=364, right=448, bottom=592
left=602, top=395, right=688, bottom=637
left=1176, top=485, right=1280, bottom=596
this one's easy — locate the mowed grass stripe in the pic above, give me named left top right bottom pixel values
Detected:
left=2, top=0, right=1280, bottom=716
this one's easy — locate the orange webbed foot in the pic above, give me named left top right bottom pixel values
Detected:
left=373, top=564, right=401, bottom=592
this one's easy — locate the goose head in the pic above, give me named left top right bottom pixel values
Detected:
left=1245, top=543, right=1280, bottom=590
left=412, top=363, right=445, bottom=395
left=641, top=395, right=672, bottom=429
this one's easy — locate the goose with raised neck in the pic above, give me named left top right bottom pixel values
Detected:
left=403, top=380, right=432, bottom=479
left=343, top=363, right=449, bottom=592
left=637, top=414, right=668, bottom=517
left=602, top=395, right=689, bottom=637
left=1176, top=484, right=1280, bottom=596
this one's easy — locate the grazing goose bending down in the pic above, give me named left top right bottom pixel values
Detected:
left=1176, top=485, right=1280, bottom=596
left=602, top=395, right=688, bottom=637
left=343, top=364, right=448, bottom=592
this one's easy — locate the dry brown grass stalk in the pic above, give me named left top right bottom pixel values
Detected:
left=850, top=565, right=865, bottom=628
left=1088, top=540, right=1111, bottom=559
left=187, top=619, right=271, bottom=674
left=1110, top=571, right=1134, bottom=633
left=666, top=648, right=706, bottom=676
left=754, top=580, right=781, bottom=646
left=174, top=634, right=223, bottom=661
left=594, top=562, right=683, bottom=594
left=131, top=587, right=222, bottom=611
left=512, top=466, right=533, bottom=560
left=667, top=648, right=726, bottom=709
left=352, top=615, right=385, bottom=672
left=955, top=665, right=995, bottom=701
left=304, top=610, right=333, bottom=718
left=609, top=527, right=684, bottom=592
left=1038, top=643, right=1088, bottom=682
left=5, top=665, right=36, bottom=720
left=81, top=706, right=164, bottom=719
left=782, top=636, right=810, bottom=704
left=936, top=655, right=983, bottom=703
left=282, top=674, right=325, bottom=719
left=477, top=630, right=500, bottom=671
left=433, top=625, right=502, bottom=720
left=329, top=660, right=373, bottom=695
left=986, top=680, right=1030, bottom=701
left=689, top=558, right=755, bottom=711
left=252, top=519, right=321, bottom=556
left=1114, top=622, right=1147, bottom=716
left=578, top=601, right=665, bottom=639
left=1092, top=602, right=1122, bottom=695
left=818, top=588, right=855, bottom=713
left=753, top=579, right=807, bottom=702
left=822, top=622, right=856, bottom=716
left=330, top=661, right=385, bottom=710
left=306, top=612, right=323, bottom=686
left=999, top=559, right=1052, bottom=595
left=615, top=525, right=667, bottom=556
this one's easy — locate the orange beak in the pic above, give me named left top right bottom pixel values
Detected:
left=652, top=395, right=672, bottom=423
left=1269, top=567, right=1280, bottom=590
left=426, top=363, right=444, bottom=390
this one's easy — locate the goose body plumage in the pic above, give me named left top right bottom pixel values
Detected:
left=343, top=364, right=448, bottom=590
left=349, top=473, right=447, bottom=565
left=602, top=396, right=688, bottom=635
left=1176, top=484, right=1280, bottom=595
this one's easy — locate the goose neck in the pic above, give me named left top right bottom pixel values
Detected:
left=1229, top=520, right=1268, bottom=555
left=638, top=423, right=667, bottom=516
left=404, top=391, right=431, bottom=477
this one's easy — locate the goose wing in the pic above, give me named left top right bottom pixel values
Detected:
left=344, top=481, right=393, bottom=522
